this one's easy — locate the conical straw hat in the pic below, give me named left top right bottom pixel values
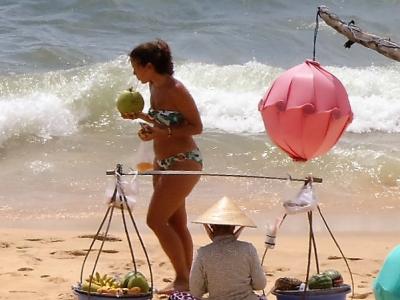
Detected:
left=193, top=196, right=256, bottom=228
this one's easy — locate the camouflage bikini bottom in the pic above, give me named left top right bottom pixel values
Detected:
left=156, top=148, right=202, bottom=170
left=168, top=291, right=198, bottom=300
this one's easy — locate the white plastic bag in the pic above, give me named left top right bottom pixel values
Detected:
left=282, top=182, right=317, bottom=215
left=105, top=175, right=138, bottom=209
left=134, top=141, right=154, bottom=172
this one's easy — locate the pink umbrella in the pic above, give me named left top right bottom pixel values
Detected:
left=258, top=60, right=353, bottom=161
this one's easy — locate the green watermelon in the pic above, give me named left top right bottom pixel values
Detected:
left=322, top=269, right=343, bottom=287
left=116, top=88, right=144, bottom=114
left=308, top=274, right=333, bottom=290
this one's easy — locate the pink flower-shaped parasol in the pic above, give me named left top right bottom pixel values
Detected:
left=259, top=60, right=353, bottom=161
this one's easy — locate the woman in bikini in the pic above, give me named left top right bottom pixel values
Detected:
left=122, top=39, right=203, bottom=294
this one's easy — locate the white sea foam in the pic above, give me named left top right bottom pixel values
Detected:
left=327, top=65, right=400, bottom=133
left=0, top=92, right=77, bottom=145
left=1, top=58, right=399, bottom=147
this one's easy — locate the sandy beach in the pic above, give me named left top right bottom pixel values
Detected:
left=0, top=215, right=396, bottom=300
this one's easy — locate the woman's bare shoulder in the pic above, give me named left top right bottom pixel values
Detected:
left=175, top=79, right=193, bottom=99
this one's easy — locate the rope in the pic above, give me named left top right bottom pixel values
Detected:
left=79, top=196, right=114, bottom=283
left=260, top=247, right=269, bottom=297
left=304, top=212, right=313, bottom=297
left=120, top=198, right=137, bottom=273
left=317, top=206, right=355, bottom=299
left=125, top=198, right=154, bottom=295
left=313, top=7, right=320, bottom=61
left=115, top=166, right=138, bottom=273
left=309, top=211, right=320, bottom=274
left=87, top=204, right=115, bottom=298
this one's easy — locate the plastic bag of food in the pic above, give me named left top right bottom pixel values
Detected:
left=105, top=174, right=138, bottom=209
left=282, top=182, right=317, bottom=215
left=134, top=141, right=154, bottom=172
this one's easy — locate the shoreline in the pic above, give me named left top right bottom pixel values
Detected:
left=1, top=200, right=399, bottom=234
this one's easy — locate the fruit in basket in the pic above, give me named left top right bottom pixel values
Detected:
left=127, top=274, right=149, bottom=291
left=128, top=287, right=141, bottom=295
left=121, top=271, right=146, bottom=288
left=120, top=270, right=150, bottom=293
left=83, top=272, right=120, bottom=293
left=308, top=274, right=333, bottom=289
left=82, top=281, right=102, bottom=293
left=97, top=287, right=120, bottom=295
left=121, top=271, right=135, bottom=287
left=274, top=277, right=303, bottom=291
left=322, top=269, right=343, bottom=287
left=127, top=273, right=150, bottom=292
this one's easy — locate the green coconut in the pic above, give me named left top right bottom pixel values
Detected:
left=116, top=88, right=144, bottom=114
left=121, top=271, right=146, bottom=288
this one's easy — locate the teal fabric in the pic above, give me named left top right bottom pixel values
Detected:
left=373, top=245, right=400, bottom=300
left=148, top=108, right=184, bottom=126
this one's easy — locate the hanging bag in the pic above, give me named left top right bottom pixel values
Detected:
left=134, top=141, right=154, bottom=172
left=282, top=182, right=317, bottom=215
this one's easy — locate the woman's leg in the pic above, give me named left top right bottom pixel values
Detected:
left=147, top=160, right=200, bottom=292
left=169, top=204, right=193, bottom=273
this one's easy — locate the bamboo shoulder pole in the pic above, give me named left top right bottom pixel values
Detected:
left=106, top=168, right=323, bottom=183
left=318, top=5, right=400, bottom=62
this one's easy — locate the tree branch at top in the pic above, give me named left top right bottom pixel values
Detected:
left=318, top=5, right=400, bottom=62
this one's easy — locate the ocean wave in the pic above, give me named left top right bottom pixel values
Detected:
left=1, top=57, right=400, bottom=147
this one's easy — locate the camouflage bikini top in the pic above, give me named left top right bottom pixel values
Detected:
left=148, top=108, right=185, bottom=127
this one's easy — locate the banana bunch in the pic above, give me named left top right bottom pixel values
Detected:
left=82, top=272, right=120, bottom=294
left=81, top=272, right=142, bottom=296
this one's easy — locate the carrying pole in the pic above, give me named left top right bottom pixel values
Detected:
left=106, top=169, right=323, bottom=184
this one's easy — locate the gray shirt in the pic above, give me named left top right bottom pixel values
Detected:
left=190, top=235, right=266, bottom=300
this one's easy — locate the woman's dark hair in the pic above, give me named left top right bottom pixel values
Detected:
left=129, top=39, right=174, bottom=75
left=210, top=224, right=235, bottom=232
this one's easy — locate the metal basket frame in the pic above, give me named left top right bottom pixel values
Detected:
left=78, top=164, right=153, bottom=299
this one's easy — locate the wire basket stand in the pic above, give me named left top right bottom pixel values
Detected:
left=76, top=163, right=153, bottom=299
left=261, top=179, right=354, bottom=300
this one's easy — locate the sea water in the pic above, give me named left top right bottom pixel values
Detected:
left=0, top=0, right=399, bottom=232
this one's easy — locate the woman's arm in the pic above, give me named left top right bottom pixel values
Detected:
left=166, top=82, right=202, bottom=137
left=189, top=250, right=207, bottom=298
left=249, top=244, right=267, bottom=290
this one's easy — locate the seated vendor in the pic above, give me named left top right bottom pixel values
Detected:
left=189, top=196, right=266, bottom=300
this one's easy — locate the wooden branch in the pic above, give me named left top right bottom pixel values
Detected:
left=318, top=5, right=400, bottom=62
